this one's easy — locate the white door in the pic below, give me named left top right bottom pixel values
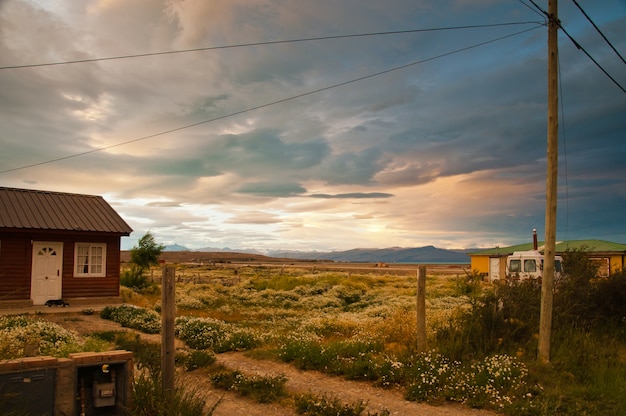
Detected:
left=31, top=242, right=63, bottom=305
left=489, top=257, right=501, bottom=282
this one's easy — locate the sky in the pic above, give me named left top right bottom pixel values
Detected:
left=1, top=0, right=625, bottom=252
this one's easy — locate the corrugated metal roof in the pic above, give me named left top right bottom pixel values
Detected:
left=554, top=239, right=626, bottom=253
left=0, top=187, right=133, bottom=235
left=469, top=239, right=626, bottom=255
left=468, top=243, right=538, bottom=255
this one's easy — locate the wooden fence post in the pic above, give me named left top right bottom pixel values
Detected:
left=416, top=266, right=427, bottom=353
left=161, top=265, right=176, bottom=398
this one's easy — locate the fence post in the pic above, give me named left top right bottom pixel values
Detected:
left=416, top=266, right=427, bottom=353
left=161, top=265, right=176, bottom=398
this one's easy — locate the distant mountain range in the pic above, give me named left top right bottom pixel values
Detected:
left=269, top=246, right=470, bottom=263
left=163, top=244, right=471, bottom=263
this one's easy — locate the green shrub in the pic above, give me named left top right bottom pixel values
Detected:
left=0, top=316, right=81, bottom=359
left=336, top=287, right=364, bottom=306
left=175, top=316, right=228, bottom=350
left=101, top=305, right=161, bottom=334
left=278, top=336, right=325, bottom=370
left=451, top=354, right=529, bottom=410
left=278, top=334, right=386, bottom=381
left=178, top=349, right=216, bottom=371
left=112, top=332, right=161, bottom=379
left=455, top=269, right=484, bottom=301
left=294, top=393, right=387, bottom=416
left=209, top=370, right=239, bottom=390
left=121, top=265, right=151, bottom=290
left=404, top=351, right=457, bottom=403
left=175, top=316, right=260, bottom=352
left=555, top=251, right=626, bottom=331
left=403, top=351, right=531, bottom=411
left=130, top=372, right=213, bottom=416
left=591, top=270, right=626, bottom=329
left=210, top=370, right=287, bottom=403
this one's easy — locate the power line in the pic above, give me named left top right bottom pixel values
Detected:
left=0, top=22, right=543, bottom=70
left=0, top=26, right=542, bottom=175
left=570, top=0, right=625, bottom=65
left=558, top=24, right=626, bottom=93
left=527, top=0, right=625, bottom=94
left=518, top=0, right=548, bottom=21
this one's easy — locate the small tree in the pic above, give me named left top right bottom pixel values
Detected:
left=130, top=232, right=165, bottom=271
left=122, top=232, right=164, bottom=290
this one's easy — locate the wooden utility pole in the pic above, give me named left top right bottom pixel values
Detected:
left=538, top=0, right=559, bottom=363
left=161, top=265, right=176, bottom=397
left=416, top=266, right=427, bottom=353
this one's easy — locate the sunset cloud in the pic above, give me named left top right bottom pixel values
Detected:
left=1, top=0, right=624, bottom=251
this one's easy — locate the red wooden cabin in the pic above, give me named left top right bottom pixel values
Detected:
left=0, top=187, right=133, bottom=307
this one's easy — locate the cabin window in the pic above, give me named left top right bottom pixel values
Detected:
left=524, top=259, right=537, bottom=272
left=509, top=259, right=521, bottom=272
left=74, top=243, right=106, bottom=277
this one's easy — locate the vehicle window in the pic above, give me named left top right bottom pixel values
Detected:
left=509, top=259, right=521, bottom=272
left=555, top=260, right=562, bottom=272
left=524, top=259, right=536, bottom=272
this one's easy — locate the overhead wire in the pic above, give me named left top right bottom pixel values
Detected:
left=571, top=0, right=625, bottom=65
left=0, top=22, right=543, bottom=70
left=518, top=0, right=548, bottom=21
left=558, top=24, right=626, bottom=93
left=0, top=25, right=543, bottom=175
left=527, top=0, right=626, bottom=93
left=2, top=22, right=541, bottom=70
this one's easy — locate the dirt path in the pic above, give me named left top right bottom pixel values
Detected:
left=214, top=352, right=496, bottom=416
left=42, top=313, right=497, bottom=416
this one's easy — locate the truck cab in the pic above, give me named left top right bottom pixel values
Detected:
left=506, top=250, right=563, bottom=281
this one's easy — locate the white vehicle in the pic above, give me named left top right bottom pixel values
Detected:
left=506, top=250, right=563, bottom=281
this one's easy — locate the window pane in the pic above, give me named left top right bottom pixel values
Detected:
left=76, top=245, right=89, bottom=274
left=75, top=243, right=106, bottom=276
left=509, top=260, right=521, bottom=272
left=524, top=260, right=536, bottom=272
left=91, top=246, right=103, bottom=274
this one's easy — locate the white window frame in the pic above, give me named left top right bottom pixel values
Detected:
left=74, top=243, right=107, bottom=277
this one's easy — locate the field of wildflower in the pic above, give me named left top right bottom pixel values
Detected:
left=2, top=254, right=625, bottom=416
left=110, top=264, right=538, bottom=413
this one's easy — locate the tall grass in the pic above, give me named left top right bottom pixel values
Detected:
left=108, top=256, right=626, bottom=415
left=107, top=331, right=214, bottom=416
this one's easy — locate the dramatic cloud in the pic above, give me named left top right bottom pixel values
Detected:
left=1, top=0, right=624, bottom=251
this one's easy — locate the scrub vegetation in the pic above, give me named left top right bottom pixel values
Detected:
left=1, top=250, right=624, bottom=415
left=114, top=251, right=626, bottom=415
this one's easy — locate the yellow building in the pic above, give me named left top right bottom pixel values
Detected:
left=468, top=239, right=626, bottom=281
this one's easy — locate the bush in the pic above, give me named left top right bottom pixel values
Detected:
left=278, top=334, right=386, bottom=382
left=210, top=370, right=287, bottom=403
left=0, top=316, right=80, bottom=359
left=130, top=373, right=213, bottom=416
left=101, top=305, right=161, bottom=334
left=555, top=250, right=626, bottom=331
left=112, top=332, right=162, bottom=379
left=451, top=354, right=529, bottom=409
left=175, top=316, right=260, bottom=352
left=404, top=351, right=457, bottom=403
left=178, top=349, right=216, bottom=371
left=121, top=265, right=150, bottom=290
left=294, top=393, right=370, bottom=416
left=591, top=270, right=626, bottom=329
